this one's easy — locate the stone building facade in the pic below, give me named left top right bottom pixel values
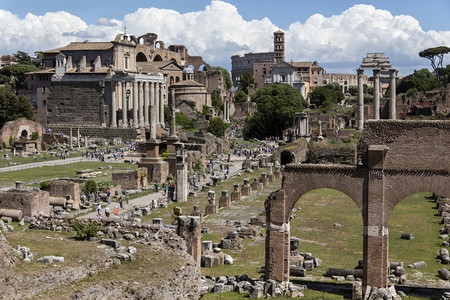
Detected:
left=26, top=32, right=226, bottom=132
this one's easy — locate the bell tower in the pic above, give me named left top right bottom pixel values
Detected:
left=274, top=30, right=285, bottom=63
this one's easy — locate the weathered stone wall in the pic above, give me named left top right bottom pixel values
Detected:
left=187, top=133, right=230, bottom=156
left=47, top=81, right=105, bottom=126
left=49, top=180, right=81, bottom=209
left=307, top=144, right=356, bottom=165
left=0, top=188, right=50, bottom=217
left=45, top=125, right=138, bottom=140
left=112, top=167, right=147, bottom=190
left=358, top=120, right=450, bottom=169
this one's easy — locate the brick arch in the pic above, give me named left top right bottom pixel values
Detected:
left=283, top=165, right=364, bottom=217
left=266, top=120, right=450, bottom=293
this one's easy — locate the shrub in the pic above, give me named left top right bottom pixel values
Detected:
left=175, top=112, right=196, bottom=130
left=194, top=159, right=203, bottom=172
left=30, top=132, right=39, bottom=140
left=207, top=117, right=228, bottom=137
left=84, top=179, right=97, bottom=193
left=161, top=150, right=171, bottom=160
left=40, top=181, right=51, bottom=191
left=73, top=219, right=98, bottom=240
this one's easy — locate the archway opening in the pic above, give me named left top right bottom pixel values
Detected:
left=20, top=130, right=28, bottom=138
left=153, top=54, right=163, bottom=62
left=280, top=150, right=295, bottom=165
left=388, top=192, right=443, bottom=284
left=136, top=52, right=147, bottom=62
left=290, top=188, right=363, bottom=278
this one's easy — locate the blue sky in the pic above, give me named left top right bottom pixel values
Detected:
left=1, top=0, right=449, bottom=75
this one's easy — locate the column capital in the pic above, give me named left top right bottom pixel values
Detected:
left=357, top=68, right=364, bottom=75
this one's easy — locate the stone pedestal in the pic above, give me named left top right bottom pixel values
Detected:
left=175, top=142, right=187, bottom=202
left=138, top=140, right=169, bottom=184
left=166, top=136, right=179, bottom=178
left=267, top=165, right=275, bottom=182
left=205, top=191, right=218, bottom=215
left=251, top=178, right=259, bottom=191
left=231, top=184, right=241, bottom=202
left=190, top=205, right=204, bottom=223
left=241, top=178, right=252, bottom=196
left=177, top=216, right=201, bottom=266
left=259, top=173, right=269, bottom=186
left=218, top=190, right=230, bottom=208
left=274, top=165, right=282, bottom=179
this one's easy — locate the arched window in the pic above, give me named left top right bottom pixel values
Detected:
left=153, top=54, right=163, bottom=61
left=136, top=52, right=147, bottom=62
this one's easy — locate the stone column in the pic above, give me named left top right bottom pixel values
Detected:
left=159, top=84, right=165, bottom=127
left=223, top=97, right=227, bottom=122
left=389, top=68, right=397, bottom=120
left=175, top=145, right=187, bottom=202
left=77, top=128, right=80, bottom=151
left=357, top=68, right=364, bottom=130
left=144, top=81, right=150, bottom=126
left=133, top=81, right=138, bottom=127
left=154, top=83, right=160, bottom=125
left=169, top=88, right=176, bottom=137
left=121, top=81, right=127, bottom=127
left=373, top=69, right=381, bottom=120
left=110, top=82, right=117, bottom=127
left=150, top=82, right=156, bottom=140
left=318, top=120, right=323, bottom=136
left=363, top=145, right=389, bottom=289
left=69, top=128, right=73, bottom=149
left=137, top=81, right=143, bottom=127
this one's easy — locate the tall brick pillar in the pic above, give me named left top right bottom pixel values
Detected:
left=265, top=190, right=290, bottom=283
left=177, top=216, right=201, bottom=266
left=363, top=145, right=389, bottom=289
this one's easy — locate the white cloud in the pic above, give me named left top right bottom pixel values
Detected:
left=0, top=2, right=449, bottom=75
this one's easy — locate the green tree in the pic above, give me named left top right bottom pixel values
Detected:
left=245, top=83, right=307, bottom=139
left=234, top=90, right=248, bottom=103
left=207, top=117, right=228, bottom=137
left=84, top=179, right=97, bottom=193
left=239, top=71, right=256, bottom=94
left=0, top=85, right=34, bottom=128
left=419, top=46, right=450, bottom=72
left=348, top=85, right=358, bottom=96
left=210, top=90, right=223, bottom=111
left=0, top=64, right=39, bottom=94
left=308, top=83, right=345, bottom=108
left=73, top=219, right=98, bottom=240
left=14, top=51, right=33, bottom=65
left=213, top=66, right=232, bottom=90
left=175, top=112, right=196, bottom=130
left=397, top=69, right=438, bottom=94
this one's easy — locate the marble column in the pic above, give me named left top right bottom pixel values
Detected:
left=169, top=88, right=176, bottom=137
left=138, top=81, right=144, bottom=126
left=357, top=68, right=364, bottom=130
left=389, top=68, right=397, bottom=120
left=138, top=82, right=144, bottom=127
left=223, top=97, right=227, bottom=121
left=77, top=128, right=80, bottom=151
left=133, top=81, right=138, bottom=127
left=110, top=82, right=117, bottom=127
left=373, top=68, right=381, bottom=120
left=154, top=83, right=160, bottom=126
left=144, top=81, right=149, bottom=126
left=121, top=81, right=127, bottom=127
left=150, top=82, right=156, bottom=140
left=159, top=84, right=165, bottom=127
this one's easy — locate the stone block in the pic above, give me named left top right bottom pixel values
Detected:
left=202, top=255, right=214, bottom=268
left=100, top=238, right=121, bottom=249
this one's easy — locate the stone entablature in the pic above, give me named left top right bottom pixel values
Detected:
left=264, top=120, right=450, bottom=293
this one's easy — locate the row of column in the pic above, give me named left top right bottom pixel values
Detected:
left=110, top=80, right=165, bottom=128
left=357, top=68, right=397, bottom=130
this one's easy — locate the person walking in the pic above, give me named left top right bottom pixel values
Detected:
left=119, top=196, right=123, bottom=208
left=105, top=206, right=110, bottom=218
left=113, top=206, right=119, bottom=216
left=96, top=204, right=101, bottom=216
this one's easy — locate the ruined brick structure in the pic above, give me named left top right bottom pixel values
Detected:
left=112, top=167, right=148, bottom=190
left=49, top=180, right=81, bottom=210
left=265, top=120, right=450, bottom=291
left=0, top=187, right=50, bottom=217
